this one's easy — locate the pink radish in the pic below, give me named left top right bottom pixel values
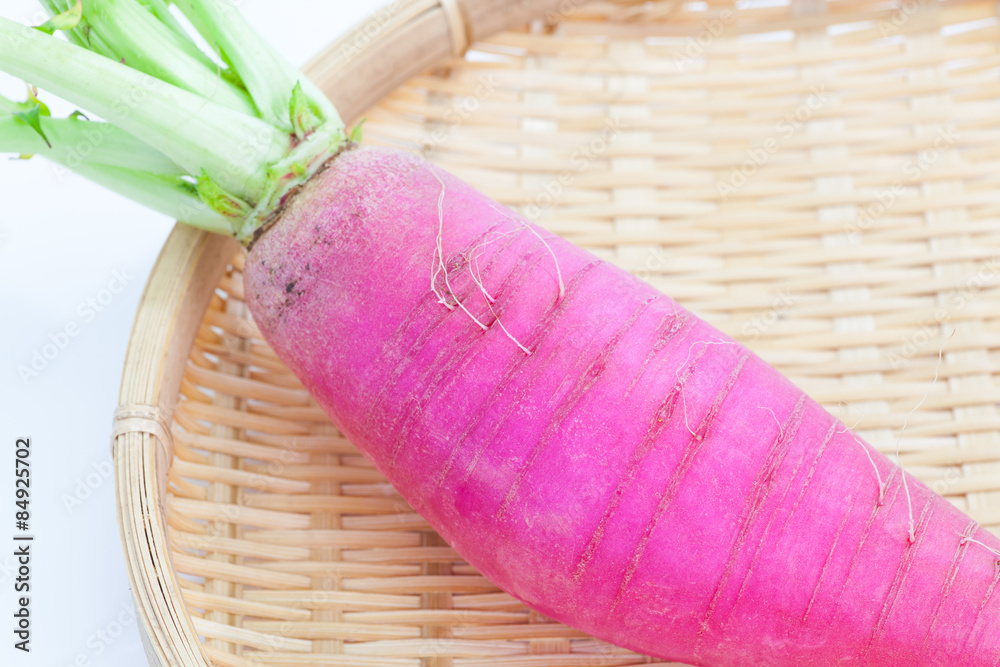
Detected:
left=245, top=145, right=1000, bottom=666
left=2, top=3, right=998, bottom=665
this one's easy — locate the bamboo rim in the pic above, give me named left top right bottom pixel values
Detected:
left=115, top=0, right=1000, bottom=665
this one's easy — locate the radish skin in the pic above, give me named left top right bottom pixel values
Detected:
left=245, top=145, right=1000, bottom=666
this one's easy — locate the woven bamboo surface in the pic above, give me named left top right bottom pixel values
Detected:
left=163, top=0, right=1000, bottom=665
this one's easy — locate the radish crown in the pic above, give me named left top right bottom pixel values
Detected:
left=0, top=0, right=352, bottom=243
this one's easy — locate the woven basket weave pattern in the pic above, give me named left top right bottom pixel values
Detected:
left=155, top=0, right=1000, bottom=664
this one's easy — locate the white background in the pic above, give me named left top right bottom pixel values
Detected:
left=0, top=1, right=381, bottom=664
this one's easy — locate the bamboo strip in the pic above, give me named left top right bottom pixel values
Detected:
left=180, top=589, right=313, bottom=621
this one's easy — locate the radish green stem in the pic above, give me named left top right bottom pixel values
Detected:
left=0, top=2, right=348, bottom=241
left=72, top=163, right=232, bottom=233
left=37, top=0, right=119, bottom=58
left=135, top=0, right=192, bottom=40
left=0, top=18, right=285, bottom=199
left=34, top=0, right=81, bottom=36
left=0, top=115, right=183, bottom=174
left=171, top=0, right=339, bottom=130
left=80, top=0, right=257, bottom=116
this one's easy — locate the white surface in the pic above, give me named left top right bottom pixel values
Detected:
left=0, top=1, right=382, bottom=664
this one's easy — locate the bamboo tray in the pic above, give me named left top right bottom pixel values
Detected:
left=113, top=0, right=1000, bottom=664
